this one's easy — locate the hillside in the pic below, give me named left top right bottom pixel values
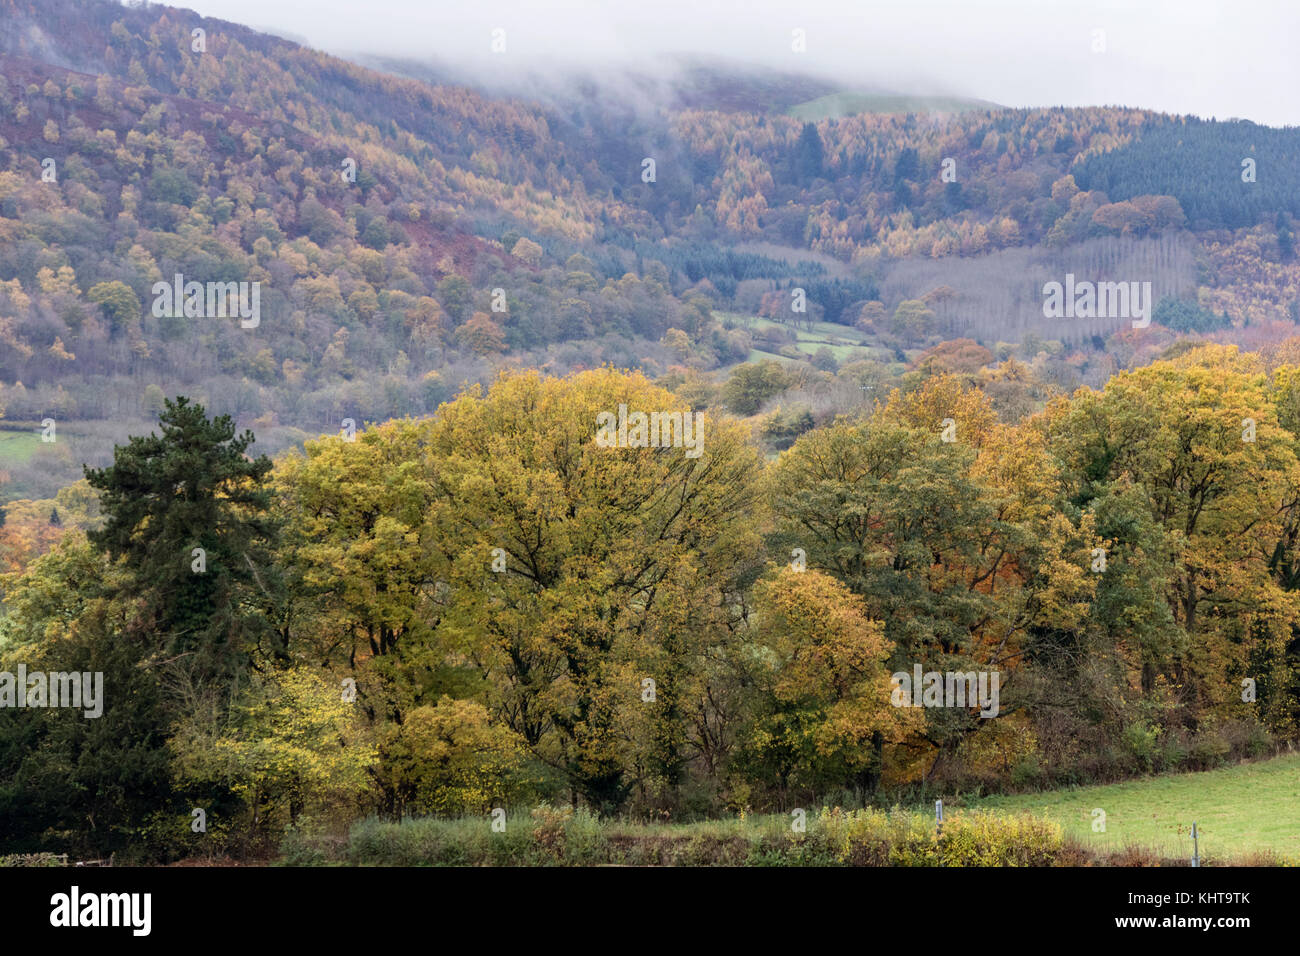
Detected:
left=0, top=0, right=1299, bottom=502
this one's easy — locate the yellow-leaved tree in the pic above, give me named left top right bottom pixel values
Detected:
left=427, top=368, right=764, bottom=812
left=737, top=567, right=921, bottom=800
left=172, top=666, right=375, bottom=834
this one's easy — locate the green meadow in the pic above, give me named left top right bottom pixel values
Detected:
left=972, top=753, right=1300, bottom=860
left=0, top=429, right=41, bottom=467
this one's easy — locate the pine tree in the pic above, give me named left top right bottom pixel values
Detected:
left=795, top=122, right=824, bottom=185
left=84, top=396, right=278, bottom=693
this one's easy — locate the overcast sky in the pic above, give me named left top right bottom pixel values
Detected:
left=175, top=0, right=1300, bottom=126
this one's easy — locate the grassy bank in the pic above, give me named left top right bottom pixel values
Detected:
left=9, top=757, right=1297, bottom=868
left=970, top=751, right=1300, bottom=861
left=280, top=806, right=1065, bottom=867
left=276, top=755, right=1300, bottom=867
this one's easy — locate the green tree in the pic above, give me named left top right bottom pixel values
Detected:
left=172, top=666, right=375, bottom=831
left=1151, top=296, right=1228, bottom=333
left=87, top=280, right=143, bottom=334
left=436, top=274, right=472, bottom=324
left=794, top=122, right=824, bottom=184
left=84, top=397, right=279, bottom=693
left=721, top=360, right=791, bottom=416
left=0, top=536, right=175, bottom=855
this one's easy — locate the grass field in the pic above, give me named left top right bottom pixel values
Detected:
left=970, top=752, right=1300, bottom=860
left=788, top=92, right=1001, bottom=121
left=718, top=311, right=897, bottom=367
left=264, top=755, right=1300, bottom=867
left=0, top=428, right=41, bottom=466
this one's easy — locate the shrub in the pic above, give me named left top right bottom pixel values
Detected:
left=1244, top=724, right=1274, bottom=758
left=1010, top=754, right=1044, bottom=789
left=1188, top=728, right=1231, bottom=770
left=1160, top=733, right=1190, bottom=771
left=279, top=817, right=348, bottom=866
left=821, top=807, right=1063, bottom=867
left=129, top=809, right=245, bottom=864
left=559, top=808, right=608, bottom=865
left=0, top=853, right=66, bottom=866
left=1121, top=720, right=1160, bottom=773
left=341, top=806, right=1065, bottom=866
left=1220, top=718, right=1273, bottom=759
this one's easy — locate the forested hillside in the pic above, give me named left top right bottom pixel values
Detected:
left=2, top=0, right=1299, bottom=502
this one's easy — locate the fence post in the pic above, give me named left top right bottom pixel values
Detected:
left=935, top=799, right=944, bottom=837
left=1191, top=822, right=1199, bottom=868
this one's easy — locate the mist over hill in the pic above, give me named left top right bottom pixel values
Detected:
left=0, top=0, right=1298, bottom=502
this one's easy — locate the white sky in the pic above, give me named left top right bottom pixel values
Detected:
left=174, top=0, right=1300, bottom=126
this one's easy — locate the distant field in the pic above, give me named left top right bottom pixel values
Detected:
left=788, top=92, right=1002, bottom=121
left=970, top=753, right=1300, bottom=859
left=0, top=422, right=94, bottom=504
left=0, top=428, right=41, bottom=466
left=719, top=311, right=892, bottom=366
left=747, top=347, right=804, bottom=366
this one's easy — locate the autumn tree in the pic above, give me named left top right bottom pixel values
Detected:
left=171, top=666, right=375, bottom=832
left=427, top=369, right=763, bottom=812
left=86, top=280, right=143, bottom=335
left=1046, top=344, right=1300, bottom=732
left=454, top=312, right=507, bottom=355
left=272, top=417, right=454, bottom=732
left=736, top=568, right=919, bottom=799
left=374, top=696, right=531, bottom=816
